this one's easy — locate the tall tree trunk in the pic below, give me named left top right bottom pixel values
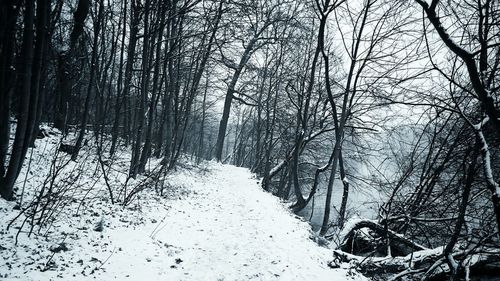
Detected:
left=0, top=1, right=20, bottom=179
left=54, top=0, right=90, bottom=132
left=215, top=36, right=259, bottom=161
left=122, top=0, right=140, bottom=150
left=197, top=76, right=209, bottom=163
left=0, top=0, right=35, bottom=200
left=138, top=0, right=168, bottom=173
left=72, top=0, right=104, bottom=161
left=416, top=0, right=500, bottom=137
left=130, top=0, right=151, bottom=178
left=169, top=1, right=223, bottom=168
left=109, top=0, right=128, bottom=157
left=31, top=0, right=51, bottom=146
left=444, top=146, right=478, bottom=280
left=319, top=139, right=342, bottom=235
left=318, top=0, right=370, bottom=235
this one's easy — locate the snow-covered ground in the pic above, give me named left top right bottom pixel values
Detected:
left=0, top=130, right=365, bottom=281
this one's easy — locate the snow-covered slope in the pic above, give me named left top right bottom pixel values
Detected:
left=0, top=131, right=365, bottom=281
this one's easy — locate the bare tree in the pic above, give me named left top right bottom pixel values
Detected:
left=415, top=0, right=500, bottom=232
left=214, top=0, right=293, bottom=161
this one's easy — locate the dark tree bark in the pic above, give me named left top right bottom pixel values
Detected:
left=72, top=0, right=104, bottom=160
left=112, top=0, right=140, bottom=157
left=196, top=76, right=209, bottom=164
left=70, top=0, right=90, bottom=49
left=0, top=0, right=35, bottom=200
left=130, top=0, right=151, bottom=178
left=169, top=0, right=224, bottom=168
left=319, top=0, right=369, bottom=236
left=138, top=0, right=169, bottom=173
left=444, top=145, right=478, bottom=280
left=337, top=151, right=350, bottom=228
left=31, top=0, right=52, bottom=147
left=215, top=37, right=259, bottom=162
left=0, top=1, right=20, bottom=180
left=54, top=0, right=90, bottom=132
left=416, top=0, right=500, bottom=137
left=416, top=0, right=500, bottom=234
left=109, top=0, right=128, bottom=157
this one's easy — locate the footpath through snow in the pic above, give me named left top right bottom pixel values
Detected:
left=1, top=152, right=365, bottom=280
left=121, top=164, right=364, bottom=281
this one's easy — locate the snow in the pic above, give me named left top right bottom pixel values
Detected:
left=472, top=116, right=489, bottom=130
left=474, top=119, right=500, bottom=196
left=338, top=215, right=375, bottom=241
left=341, top=177, right=349, bottom=185
left=0, top=130, right=366, bottom=281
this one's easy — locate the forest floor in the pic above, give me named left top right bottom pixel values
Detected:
left=0, top=128, right=365, bottom=281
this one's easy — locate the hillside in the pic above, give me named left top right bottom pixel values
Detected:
left=0, top=130, right=365, bottom=281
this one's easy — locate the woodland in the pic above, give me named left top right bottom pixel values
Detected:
left=0, top=0, right=500, bottom=280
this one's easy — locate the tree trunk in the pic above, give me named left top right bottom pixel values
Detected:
left=72, top=0, right=103, bottom=161
left=31, top=0, right=51, bottom=146
left=337, top=151, right=350, bottom=228
left=215, top=36, right=259, bottom=161
left=319, top=140, right=341, bottom=235
left=197, top=76, right=209, bottom=163
left=444, top=146, right=478, bottom=280
left=138, top=1, right=166, bottom=173
left=0, top=0, right=35, bottom=200
left=109, top=0, right=128, bottom=157
left=130, top=0, right=151, bottom=177
left=54, top=0, right=90, bottom=132
left=0, top=1, right=20, bottom=179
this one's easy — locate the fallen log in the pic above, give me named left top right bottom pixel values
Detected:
left=333, top=247, right=500, bottom=280
left=331, top=218, right=500, bottom=280
left=337, top=217, right=427, bottom=257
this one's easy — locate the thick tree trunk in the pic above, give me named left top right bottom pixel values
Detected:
left=31, top=0, right=51, bottom=146
left=20, top=0, right=49, bottom=172
left=0, top=0, right=35, bottom=200
left=291, top=149, right=335, bottom=213
left=291, top=131, right=306, bottom=206
left=0, top=1, right=20, bottom=179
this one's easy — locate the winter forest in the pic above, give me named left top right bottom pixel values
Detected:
left=0, top=0, right=499, bottom=280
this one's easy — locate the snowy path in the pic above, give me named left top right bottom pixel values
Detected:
left=2, top=163, right=364, bottom=281
left=100, top=164, right=362, bottom=281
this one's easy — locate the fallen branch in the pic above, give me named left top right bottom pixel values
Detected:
left=332, top=218, right=500, bottom=280
left=338, top=218, right=427, bottom=256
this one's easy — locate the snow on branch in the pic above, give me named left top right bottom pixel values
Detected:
left=332, top=217, right=500, bottom=280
